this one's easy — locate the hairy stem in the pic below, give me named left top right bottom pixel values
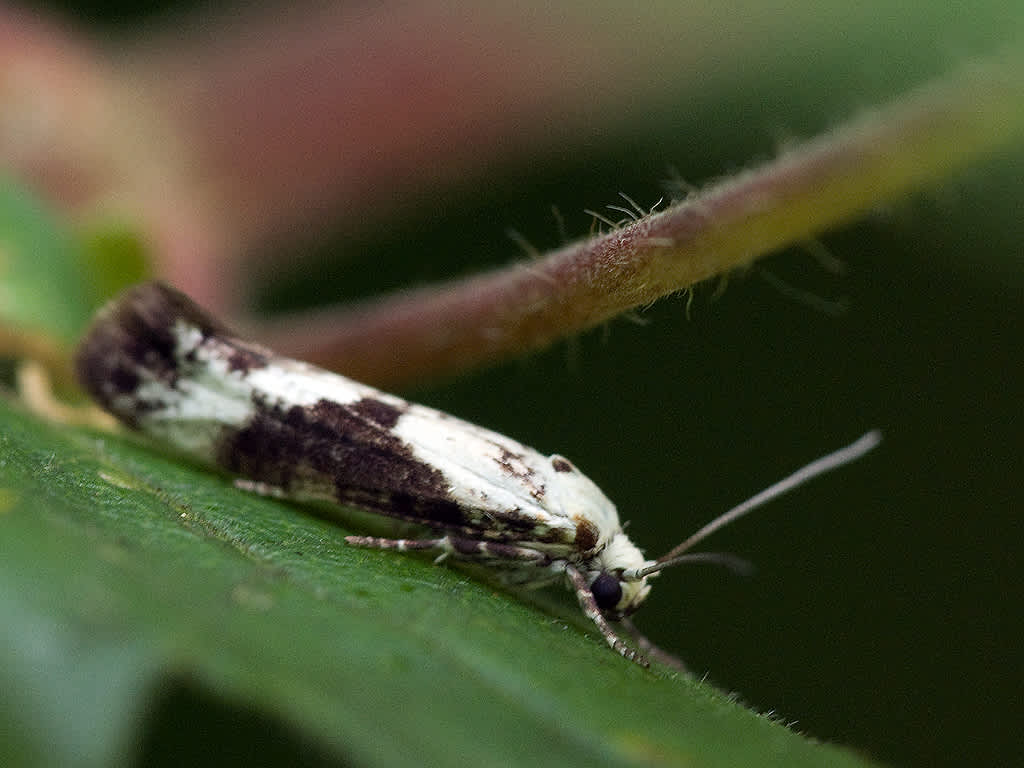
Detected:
left=258, top=49, right=1024, bottom=388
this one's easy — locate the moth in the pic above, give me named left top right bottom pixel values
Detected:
left=75, top=281, right=880, bottom=668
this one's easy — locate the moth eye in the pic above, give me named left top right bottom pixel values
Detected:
left=590, top=572, right=623, bottom=611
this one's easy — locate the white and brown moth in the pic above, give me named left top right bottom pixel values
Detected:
left=75, top=282, right=880, bottom=668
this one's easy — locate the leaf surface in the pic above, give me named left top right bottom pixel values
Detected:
left=0, top=398, right=882, bottom=767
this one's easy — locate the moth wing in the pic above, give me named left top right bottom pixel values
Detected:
left=220, top=360, right=580, bottom=548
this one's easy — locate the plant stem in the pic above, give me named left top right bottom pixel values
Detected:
left=259, top=49, right=1024, bottom=388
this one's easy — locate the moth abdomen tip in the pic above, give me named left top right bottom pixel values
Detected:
left=73, top=281, right=229, bottom=421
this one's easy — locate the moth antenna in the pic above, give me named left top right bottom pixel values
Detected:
left=655, top=551, right=755, bottom=575
left=625, top=431, right=881, bottom=580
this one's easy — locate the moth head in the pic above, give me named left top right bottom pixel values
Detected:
left=584, top=534, right=747, bottom=619
left=587, top=532, right=656, bottom=617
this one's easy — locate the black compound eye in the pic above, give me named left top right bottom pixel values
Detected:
left=590, top=572, right=623, bottom=612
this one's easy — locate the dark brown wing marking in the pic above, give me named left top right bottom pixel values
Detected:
left=75, top=282, right=269, bottom=426
left=76, top=282, right=583, bottom=548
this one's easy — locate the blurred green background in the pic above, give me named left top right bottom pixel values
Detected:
left=11, top=2, right=1024, bottom=766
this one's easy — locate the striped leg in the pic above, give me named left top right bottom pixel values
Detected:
left=345, top=534, right=549, bottom=565
left=618, top=615, right=687, bottom=671
left=563, top=564, right=649, bottom=668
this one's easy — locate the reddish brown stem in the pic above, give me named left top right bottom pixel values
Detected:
left=257, top=50, right=1024, bottom=388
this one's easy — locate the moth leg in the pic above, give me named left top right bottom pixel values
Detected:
left=618, top=615, right=687, bottom=671
left=345, top=534, right=549, bottom=566
left=562, top=564, right=650, bottom=668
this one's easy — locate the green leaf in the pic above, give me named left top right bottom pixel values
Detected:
left=0, top=180, right=149, bottom=349
left=0, top=397, right=882, bottom=768
left=0, top=179, right=93, bottom=345
left=77, top=222, right=150, bottom=306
